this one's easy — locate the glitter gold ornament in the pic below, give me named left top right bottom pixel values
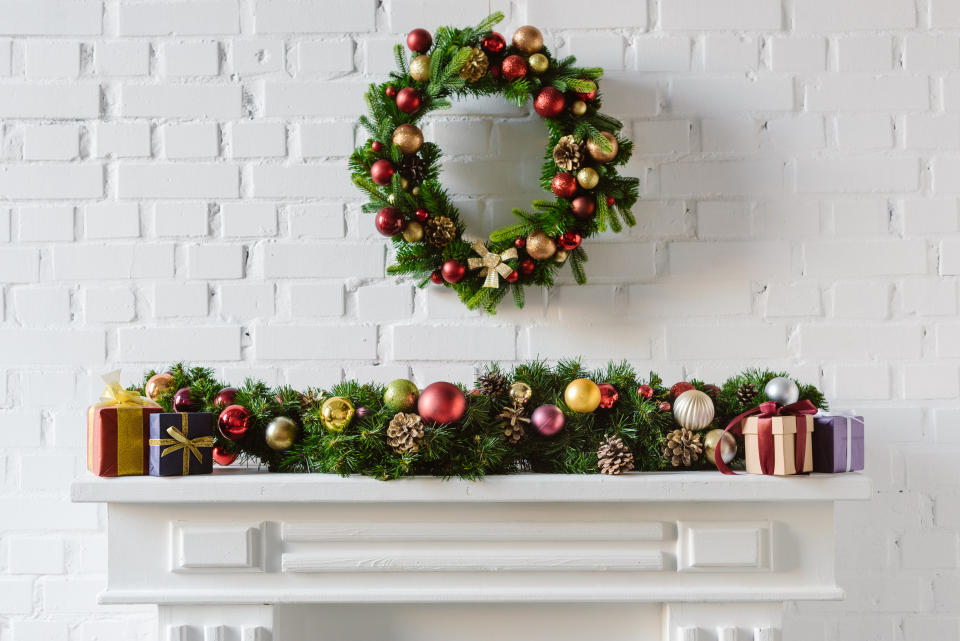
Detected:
left=320, top=396, right=355, bottom=432
left=512, top=25, right=544, bottom=54
left=576, top=166, right=599, bottom=189
left=528, top=52, right=548, bottom=73
left=409, top=54, right=431, bottom=82
left=265, top=416, right=299, bottom=451
left=565, top=378, right=602, bottom=413
left=402, top=220, right=424, bottom=242
left=424, top=214, right=456, bottom=247
left=586, top=131, right=619, bottom=163
left=509, top=381, right=532, bottom=404
left=392, top=123, right=423, bottom=155
left=571, top=99, right=587, bottom=116
left=672, top=389, right=715, bottom=430
left=458, top=46, right=489, bottom=83
left=525, top=230, right=556, bottom=260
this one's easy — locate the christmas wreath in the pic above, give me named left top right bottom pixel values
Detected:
left=349, top=13, right=640, bottom=313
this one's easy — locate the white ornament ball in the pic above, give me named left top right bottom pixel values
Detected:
left=703, top=428, right=737, bottom=465
left=672, top=389, right=715, bottom=430
left=764, top=376, right=799, bottom=405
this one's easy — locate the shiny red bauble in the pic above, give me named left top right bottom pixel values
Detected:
left=212, top=446, right=238, bottom=466
left=385, top=85, right=397, bottom=98
left=370, top=159, right=395, bottom=185
left=571, top=195, right=596, bottom=220
left=441, top=259, right=466, bottom=283
left=519, top=258, right=535, bottom=275
left=214, top=387, right=238, bottom=408
left=670, top=381, right=695, bottom=398
left=172, top=387, right=194, bottom=412
left=407, top=28, right=433, bottom=53
left=504, top=270, right=519, bottom=283
left=598, top=383, right=619, bottom=409
left=558, top=230, right=582, bottom=250
left=658, top=401, right=671, bottom=412
left=375, top=206, right=405, bottom=236
left=606, top=195, right=616, bottom=206
left=371, top=141, right=382, bottom=151
left=551, top=172, right=578, bottom=198
left=514, top=236, right=526, bottom=249
left=638, top=384, right=654, bottom=399
left=218, top=404, right=252, bottom=440
left=418, top=382, right=467, bottom=424
left=534, top=86, right=565, bottom=118
left=395, top=87, right=421, bottom=114
left=430, top=270, right=444, bottom=284
left=576, top=82, right=598, bottom=101
left=414, top=208, right=429, bottom=222
left=481, top=32, right=506, bottom=54
left=501, top=55, right=528, bottom=81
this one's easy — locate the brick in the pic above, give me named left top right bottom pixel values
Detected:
left=936, top=324, right=960, bottom=357
left=904, top=199, right=959, bottom=235
left=799, top=325, right=922, bottom=359
left=634, top=36, right=691, bottom=72
left=218, top=282, right=274, bottom=319
left=23, top=123, right=80, bottom=161
left=120, top=1, right=240, bottom=36
left=634, top=120, right=692, bottom=154
left=231, top=121, right=286, bottom=158
left=905, top=115, right=960, bottom=150
left=162, top=41, right=220, bottom=77
left=763, top=115, right=826, bottom=151
left=8, top=537, right=64, bottom=574
left=661, top=160, right=783, bottom=195
left=9, top=621, right=68, bottom=641
left=25, top=40, right=80, bottom=78
left=529, top=0, right=645, bottom=28
left=572, top=243, right=656, bottom=281
left=904, top=364, right=959, bottom=400
left=287, top=204, right=344, bottom=238
left=119, top=327, right=241, bottom=361
left=837, top=36, right=893, bottom=73
left=53, top=244, right=174, bottom=280
left=0, top=84, right=100, bottom=118
left=84, top=203, right=140, bottom=239
left=807, top=76, right=929, bottom=111
left=769, top=37, right=826, bottom=72
left=670, top=241, right=792, bottom=278
left=697, top=201, right=751, bottom=237
left=0, top=2, right=102, bottom=35
left=836, top=115, right=894, bottom=150
left=299, top=122, right=356, bottom=157
left=0, top=247, right=39, bottom=282
left=628, top=281, right=751, bottom=317
left=0, top=39, right=10, bottom=76
left=562, top=34, right=625, bottom=71
left=666, top=324, right=786, bottom=359
left=764, top=281, right=822, bottom=317
left=0, top=411, right=41, bottom=446
left=0, top=330, right=104, bottom=364
left=121, top=85, right=241, bottom=118
left=162, top=122, right=220, bottom=159
left=256, top=325, right=377, bottom=360
left=95, top=41, right=150, bottom=76
left=660, top=0, right=781, bottom=29
left=796, top=157, right=918, bottom=193
left=0, top=165, right=102, bottom=200
left=805, top=240, right=926, bottom=277
left=96, top=122, right=151, bottom=158
left=357, top=284, right=412, bottom=320
left=386, top=0, right=509, bottom=32
left=394, top=325, right=514, bottom=361
left=795, top=0, right=915, bottom=30
left=702, top=35, right=758, bottom=72
left=902, top=531, right=958, bottom=569
left=905, top=35, right=960, bottom=71
left=671, top=77, right=792, bottom=113
left=428, top=120, right=491, bottom=156
left=297, top=40, right=354, bottom=74
left=252, top=164, right=354, bottom=198
left=264, top=81, right=367, bottom=116
left=262, top=243, right=382, bottom=278
left=944, top=239, right=960, bottom=274
left=13, top=287, right=71, bottom=325
left=84, top=286, right=136, bottom=322
left=701, top=117, right=759, bottom=153
left=902, top=279, right=958, bottom=316
left=255, top=0, right=375, bottom=33
left=186, top=244, right=245, bottom=279
left=288, top=283, right=345, bottom=318
left=830, top=281, right=889, bottom=319
left=118, top=164, right=239, bottom=198
left=931, top=158, right=960, bottom=194
left=221, top=203, right=276, bottom=237
left=154, top=202, right=208, bottom=237
left=233, top=39, right=284, bottom=74
left=828, top=364, right=890, bottom=400
left=17, top=206, right=74, bottom=242
left=932, top=0, right=960, bottom=27
left=153, top=282, right=208, bottom=318
left=0, top=578, right=33, bottom=613
left=903, top=617, right=960, bottom=641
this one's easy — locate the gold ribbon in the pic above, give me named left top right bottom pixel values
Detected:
left=149, top=415, right=214, bottom=475
left=466, top=241, right=518, bottom=288
left=95, top=370, right=160, bottom=409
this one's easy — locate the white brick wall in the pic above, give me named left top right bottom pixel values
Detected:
left=0, top=1, right=956, bottom=639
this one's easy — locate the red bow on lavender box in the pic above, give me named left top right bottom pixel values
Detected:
left=714, top=399, right=818, bottom=476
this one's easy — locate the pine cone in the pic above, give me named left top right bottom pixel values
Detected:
left=300, top=390, right=321, bottom=410
left=597, top=435, right=634, bottom=475
left=398, top=155, right=427, bottom=184
left=386, top=412, right=425, bottom=453
left=458, top=47, right=489, bottom=83
left=424, top=214, right=456, bottom=248
left=737, top=383, right=758, bottom=406
left=498, top=404, right=530, bottom=444
left=477, top=371, right=510, bottom=398
left=552, top=135, right=584, bottom=172
left=662, top=428, right=703, bottom=468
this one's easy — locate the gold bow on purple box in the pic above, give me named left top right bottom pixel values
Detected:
left=467, top=241, right=517, bottom=288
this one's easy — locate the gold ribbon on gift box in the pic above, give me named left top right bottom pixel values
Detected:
left=467, top=240, right=517, bottom=289
left=149, top=414, right=214, bottom=475
left=95, top=370, right=161, bottom=409
left=89, top=371, right=160, bottom=476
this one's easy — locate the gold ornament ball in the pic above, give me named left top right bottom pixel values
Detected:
left=412, top=186, right=421, bottom=196
left=553, top=249, right=569, bottom=263
left=576, top=166, right=600, bottom=189
left=400, top=176, right=410, bottom=191
left=673, top=389, right=715, bottom=430
left=145, top=372, right=175, bottom=401
left=703, top=428, right=737, bottom=465
left=320, top=396, right=355, bottom=433
left=587, top=131, right=619, bottom=163
left=526, top=230, right=556, bottom=260
left=392, top=123, right=424, bottom=155
left=509, top=381, right=533, bottom=404
left=402, top=220, right=424, bottom=242
left=564, top=378, right=602, bottom=413
left=512, top=25, right=544, bottom=54
left=265, top=416, right=299, bottom=451
left=528, top=53, right=549, bottom=74
left=409, top=54, right=431, bottom=82
left=571, top=99, right=587, bottom=116
left=387, top=193, right=396, bottom=204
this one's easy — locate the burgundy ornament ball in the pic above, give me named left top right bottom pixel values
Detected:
left=418, top=382, right=468, bottom=424
left=606, top=195, right=616, bottom=206
left=218, top=404, right=252, bottom=440
left=576, top=82, right=598, bottom=101
left=212, top=446, right=238, bottom=466
left=501, top=55, right=528, bottom=82
left=534, top=86, right=566, bottom=118
left=658, top=401, right=671, bottom=412
left=489, top=62, right=501, bottom=79
left=504, top=269, right=519, bottom=283
left=670, top=381, right=695, bottom=398
left=571, top=195, right=596, bottom=220
left=430, top=270, right=444, bottom=284
left=395, top=87, right=421, bottom=114
left=638, top=384, right=654, bottom=399
left=375, top=206, right=405, bottom=236
left=371, top=140, right=382, bottom=151
left=519, top=258, right=535, bottom=275
left=531, top=404, right=565, bottom=436
left=385, top=85, right=397, bottom=98
left=704, top=384, right=721, bottom=398
left=407, top=28, right=433, bottom=53
left=172, top=387, right=194, bottom=412
left=441, top=259, right=466, bottom=283
left=558, top=230, right=582, bottom=250
left=551, top=172, right=578, bottom=199
left=481, top=32, right=506, bottom=54
left=214, top=387, right=238, bottom=408
left=414, top=208, right=430, bottom=222
left=370, top=159, right=395, bottom=185
left=598, top=383, right=619, bottom=409
left=514, top=236, right=526, bottom=249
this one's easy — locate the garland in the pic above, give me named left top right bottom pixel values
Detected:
left=135, top=362, right=826, bottom=480
left=349, top=13, right=640, bottom=314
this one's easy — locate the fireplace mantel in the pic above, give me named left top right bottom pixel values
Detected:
left=72, top=471, right=870, bottom=641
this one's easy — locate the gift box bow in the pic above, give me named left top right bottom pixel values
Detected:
left=95, top=370, right=160, bottom=409
left=714, top=399, right=817, bottom=476
left=149, top=423, right=215, bottom=475
left=467, top=241, right=517, bottom=289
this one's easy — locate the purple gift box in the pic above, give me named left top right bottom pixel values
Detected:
left=148, top=412, right=215, bottom=476
left=812, top=413, right=864, bottom=473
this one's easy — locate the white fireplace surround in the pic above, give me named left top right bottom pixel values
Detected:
left=72, top=470, right=870, bottom=641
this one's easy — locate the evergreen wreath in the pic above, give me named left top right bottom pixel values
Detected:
left=349, top=13, right=640, bottom=313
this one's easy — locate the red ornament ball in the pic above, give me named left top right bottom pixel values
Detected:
left=406, top=28, right=433, bottom=53
left=501, top=55, right=528, bottom=81
left=430, top=270, right=444, bottom=284
left=576, top=82, right=598, bottom=101
left=558, top=230, right=582, bottom=250
left=531, top=404, right=565, bottom=436
left=638, top=384, right=654, bottom=399
left=551, top=172, right=578, bottom=199
left=214, top=387, right=237, bottom=408
left=218, top=404, right=252, bottom=440
left=606, top=195, right=616, bottom=206
left=395, top=87, right=421, bottom=114
left=172, top=387, right=194, bottom=412
left=212, top=446, right=238, bottom=466
left=481, top=32, right=506, bottom=54
left=414, top=208, right=430, bottom=222
left=534, top=86, right=565, bottom=118
left=571, top=195, right=596, bottom=220
left=418, top=382, right=467, bottom=424
left=704, top=384, right=721, bottom=398
left=598, top=383, right=619, bottom=409
left=489, top=62, right=501, bottom=79
left=441, top=259, right=466, bottom=283
left=371, top=141, right=382, bottom=151
left=370, top=159, right=395, bottom=185
left=375, top=206, right=405, bottom=236
left=504, top=269, right=519, bottom=283
left=670, top=381, right=695, bottom=398
left=385, top=85, right=397, bottom=98
left=514, top=236, right=526, bottom=249
left=658, top=401, right=671, bottom=412
left=519, top=258, right=535, bottom=275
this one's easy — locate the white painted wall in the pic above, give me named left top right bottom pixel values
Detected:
left=0, top=0, right=955, bottom=639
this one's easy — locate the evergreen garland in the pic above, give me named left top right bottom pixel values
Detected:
left=133, top=361, right=827, bottom=481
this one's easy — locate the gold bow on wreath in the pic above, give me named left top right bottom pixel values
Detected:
left=149, top=418, right=214, bottom=475
left=467, top=241, right=517, bottom=288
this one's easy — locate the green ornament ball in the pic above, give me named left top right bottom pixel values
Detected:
left=384, top=378, right=419, bottom=412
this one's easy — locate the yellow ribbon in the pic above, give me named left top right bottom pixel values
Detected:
left=466, top=241, right=518, bottom=288
left=148, top=416, right=214, bottom=475
left=95, top=370, right=160, bottom=409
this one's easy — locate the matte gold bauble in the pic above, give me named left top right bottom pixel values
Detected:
left=402, top=220, right=424, bottom=242
left=564, top=378, right=602, bottom=413
left=509, top=381, right=532, bottom=404
left=412, top=186, right=421, bottom=196
left=265, top=416, right=299, bottom=451
left=392, top=123, right=424, bottom=155
left=512, top=25, right=544, bottom=54
left=525, top=230, right=556, bottom=260
left=320, top=396, right=355, bottom=432
left=571, top=100, right=587, bottom=116
left=528, top=53, right=548, bottom=73
left=586, top=131, right=618, bottom=163
left=409, top=54, right=431, bottom=82
left=672, top=389, right=715, bottom=430
left=553, top=249, right=568, bottom=263
left=145, top=372, right=175, bottom=402
left=576, top=167, right=599, bottom=189
left=703, top=428, right=737, bottom=465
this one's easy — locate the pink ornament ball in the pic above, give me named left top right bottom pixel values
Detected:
left=531, top=404, right=565, bottom=436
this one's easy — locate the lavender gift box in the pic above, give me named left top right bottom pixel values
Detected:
left=812, top=413, right=864, bottom=473
left=148, top=413, right=215, bottom=477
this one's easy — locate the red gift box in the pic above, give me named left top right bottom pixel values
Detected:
left=86, top=372, right=162, bottom=477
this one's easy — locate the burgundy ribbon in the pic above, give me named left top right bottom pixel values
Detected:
left=714, top=399, right=817, bottom=475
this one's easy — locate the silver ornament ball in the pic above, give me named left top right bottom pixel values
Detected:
left=672, top=389, right=715, bottom=430
left=703, top=429, right=737, bottom=465
left=265, top=416, right=299, bottom=451
left=764, top=376, right=799, bottom=405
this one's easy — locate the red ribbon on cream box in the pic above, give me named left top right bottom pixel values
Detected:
left=714, top=400, right=818, bottom=476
